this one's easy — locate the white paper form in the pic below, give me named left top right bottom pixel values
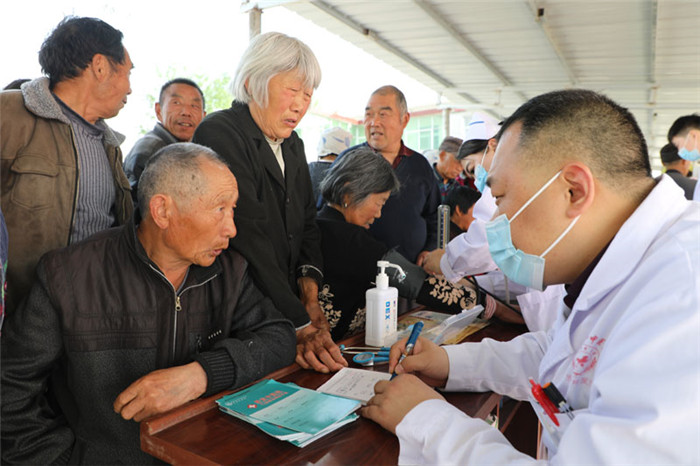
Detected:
left=317, top=367, right=391, bottom=404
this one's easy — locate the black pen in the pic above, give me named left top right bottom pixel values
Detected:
left=543, top=382, right=575, bottom=419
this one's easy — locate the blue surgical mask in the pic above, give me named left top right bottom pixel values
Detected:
left=485, top=171, right=580, bottom=291
left=679, top=132, right=700, bottom=162
left=474, top=147, right=489, bottom=192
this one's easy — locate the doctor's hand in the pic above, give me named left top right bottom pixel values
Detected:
left=113, top=362, right=207, bottom=422
left=421, top=249, right=445, bottom=275
left=389, top=336, right=449, bottom=388
left=361, top=374, right=445, bottom=434
left=295, top=324, right=347, bottom=374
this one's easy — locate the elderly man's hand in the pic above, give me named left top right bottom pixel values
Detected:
left=421, top=248, right=445, bottom=275
left=113, top=362, right=207, bottom=422
left=295, top=323, right=347, bottom=374
left=361, top=374, right=445, bottom=434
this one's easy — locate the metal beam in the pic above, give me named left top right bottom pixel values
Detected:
left=412, top=0, right=528, bottom=102
left=249, top=7, right=262, bottom=39
left=309, top=0, right=459, bottom=93
left=648, top=0, right=659, bottom=85
left=525, top=0, right=577, bottom=85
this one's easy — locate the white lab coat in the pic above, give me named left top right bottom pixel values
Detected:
left=441, top=187, right=498, bottom=281
left=441, top=186, right=562, bottom=332
left=396, top=175, right=700, bottom=465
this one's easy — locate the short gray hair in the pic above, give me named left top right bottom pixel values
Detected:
left=138, top=142, right=228, bottom=216
left=231, top=32, right=321, bottom=107
left=371, top=85, right=408, bottom=119
left=320, top=146, right=400, bottom=207
left=439, top=136, right=463, bottom=154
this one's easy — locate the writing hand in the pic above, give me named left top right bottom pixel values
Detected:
left=388, top=336, right=450, bottom=388
left=361, top=374, right=445, bottom=433
left=113, top=362, right=207, bottom=422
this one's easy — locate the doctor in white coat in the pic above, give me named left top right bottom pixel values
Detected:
left=423, top=112, right=563, bottom=331
left=362, top=89, right=700, bottom=465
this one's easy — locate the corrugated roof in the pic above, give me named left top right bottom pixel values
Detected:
left=266, top=0, right=700, bottom=169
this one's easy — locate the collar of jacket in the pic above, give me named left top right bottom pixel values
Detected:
left=231, top=101, right=297, bottom=188
left=21, top=77, right=125, bottom=147
left=124, top=215, right=224, bottom=287
left=317, top=204, right=346, bottom=223
left=152, top=123, right=180, bottom=144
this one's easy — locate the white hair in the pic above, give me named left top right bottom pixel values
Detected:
left=231, top=32, right=322, bottom=107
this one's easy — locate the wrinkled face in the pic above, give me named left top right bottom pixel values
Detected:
left=166, top=160, right=238, bottom=268
left=364, top=93, right=409, bottom=154
left=437, top=150, right=463, bottom=180
left=250, top=70, right=312, bottom=140
left=100, top=48, right=133, bottom=119
left=343, top=191, right=391, bottom=229
left=156, top=83, right=205, bottom=141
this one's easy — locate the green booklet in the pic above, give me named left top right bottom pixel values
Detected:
left=217, top=379, right=360, bottom=447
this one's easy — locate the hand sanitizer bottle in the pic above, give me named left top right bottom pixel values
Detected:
left=365, top=261, right=405, bottom=347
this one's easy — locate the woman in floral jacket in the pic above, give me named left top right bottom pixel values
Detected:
left=316, top=147, right=500, bottom=341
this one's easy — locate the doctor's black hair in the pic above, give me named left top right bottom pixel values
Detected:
left=39, top=16, right=125, bottom=87
left=667, top=114, right=700, bottom=141
left=498, top=89, right=651, bottom=192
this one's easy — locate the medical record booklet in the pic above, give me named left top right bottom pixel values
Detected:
left=216, top=379, right=360, bottom=447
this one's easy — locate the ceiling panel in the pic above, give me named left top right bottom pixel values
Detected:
left=277, top=0, right=700, bottom=161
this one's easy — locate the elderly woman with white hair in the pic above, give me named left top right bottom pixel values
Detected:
left=193, top=32, right=345, bottom=374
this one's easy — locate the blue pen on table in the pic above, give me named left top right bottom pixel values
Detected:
left=390, top=321, right=424, bottom=380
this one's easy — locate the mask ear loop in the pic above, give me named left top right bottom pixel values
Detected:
left=509, top=170, right=562, bottom=223
left=478, top=146, right=488, bottom=167
left=539, top=215, right=580, bottom=258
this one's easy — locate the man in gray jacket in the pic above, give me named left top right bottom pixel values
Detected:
left=0, top=16, right=133, bottom=315
left=123, top=78, right=207, bottom=198
left=1, top=143, right=297, bottom=464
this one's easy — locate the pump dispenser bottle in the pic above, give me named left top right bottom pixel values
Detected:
left=365, top=261, right=406, bottom=347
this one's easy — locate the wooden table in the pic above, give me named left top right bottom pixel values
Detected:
left=141, top=319, right=528, bottom=465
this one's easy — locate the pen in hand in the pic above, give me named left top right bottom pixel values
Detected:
left=391, top=322, right=424, bottom=380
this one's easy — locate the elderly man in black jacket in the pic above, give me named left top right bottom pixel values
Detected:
left=1, top=143, right=296, bottom=465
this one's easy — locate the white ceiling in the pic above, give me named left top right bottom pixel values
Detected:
left=252, top=0, right=700, bottom=169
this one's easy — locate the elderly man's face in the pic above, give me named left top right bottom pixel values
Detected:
left=252, top=70, right=312, bottom=140
left=364, top=92, right=409, bottom=155
left=437, top=150, right=463, bottom=181
left=99, top=48, right=133, bottom=119
left=156, top=83, right=206, bottom=142
left=166, top=160, right=238, bottom=268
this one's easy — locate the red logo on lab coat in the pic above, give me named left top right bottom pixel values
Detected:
left=572, top=336, right=606, bottom=376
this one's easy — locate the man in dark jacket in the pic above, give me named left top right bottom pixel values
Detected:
left=0, top=143, right=297, bottom=464
left=334, top=85, right=440, bottom=265
left=123, top=78, right=207, bottom=199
